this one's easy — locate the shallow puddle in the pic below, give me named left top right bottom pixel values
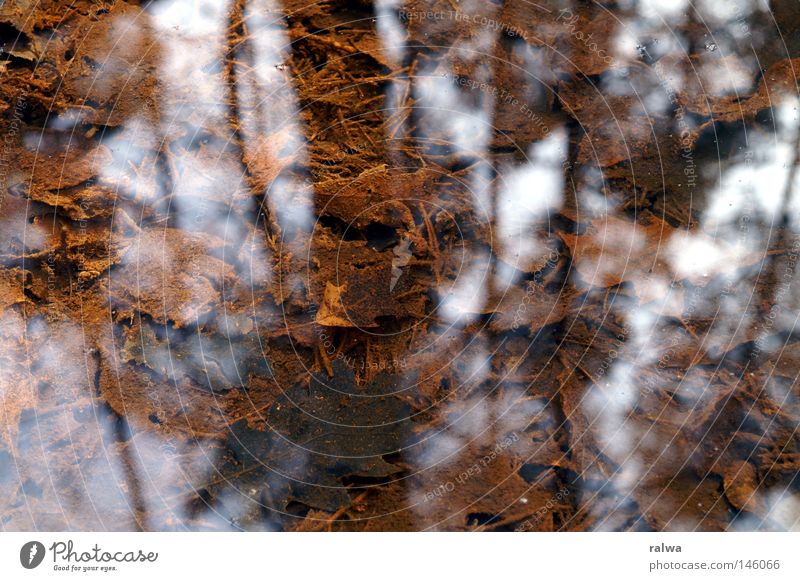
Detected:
left=1, top=0, right=799, bottom=531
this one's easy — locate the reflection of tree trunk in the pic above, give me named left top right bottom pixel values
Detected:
left=225, top=0, right=280, bottom=246
left=749, top=121, right=800, bottom=366
left=93, top=350, right=147, bottom=531
left=779, top=120, right=800, bottom=230
left=103, top=406, right=148, bottom=531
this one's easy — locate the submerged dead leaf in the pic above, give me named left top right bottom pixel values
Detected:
left=682, top=58, right=800, bottom=122
left=108, top=228, right=234, bottom=327
left=559, top=212, right=674, bottom=292
left=723, top=461, right=766, bottom=516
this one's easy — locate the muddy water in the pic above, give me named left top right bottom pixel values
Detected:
left=0, top=0, right=799, bottom=531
